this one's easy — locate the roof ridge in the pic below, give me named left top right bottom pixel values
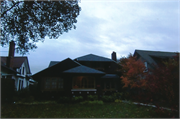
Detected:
left=50, top=61, right=60, bottom=62
left=135, top=49, right=178, bottom=53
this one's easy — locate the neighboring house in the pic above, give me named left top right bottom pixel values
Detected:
left=1, top=41, right=32, bottom=91
left=1, top=61, right=18, bottom=76
left=32, top=52, right=121, bottom=99
left=133, top=49, right=178, bottom=71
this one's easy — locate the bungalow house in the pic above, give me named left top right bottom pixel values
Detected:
left=1, top=41, right=33, bottom=91
left=133, top=49, right=178, bottom=71
left=32, top=52, right=122, bottom=99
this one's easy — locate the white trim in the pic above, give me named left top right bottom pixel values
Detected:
left=71, top=89, right=97, bottom=91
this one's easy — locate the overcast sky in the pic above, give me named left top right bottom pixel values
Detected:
left=0, top=0, right=179, bottom=74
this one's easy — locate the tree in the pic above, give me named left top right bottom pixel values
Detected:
left=1, top=0, right=81, bottom=54
left=119, top=54, right=147, bottom=89
left=120, top=53, right=179, bottom=110
left=119, top=54, right=149, bottom=102
left=145, top=53, right=179, bottom=109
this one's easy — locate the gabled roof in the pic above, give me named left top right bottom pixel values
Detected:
left=48, top=61, right=60, bottom=67
left=74, top=54, right=115, bottom=62
left=1, top=61, right=19, bottom=74
left=32, top=58, right=80, bottom=80
left=63, top=65, right=105, bottom=74
left=1, top=56, right=31, bottom=74
left=1, top=57, right=26, bottom=68
left=134, top=50, right=178, bottom=65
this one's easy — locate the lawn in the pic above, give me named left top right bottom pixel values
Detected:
left=1, top=101, right=178, bottom=118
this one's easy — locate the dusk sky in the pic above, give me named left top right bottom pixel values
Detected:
left=0, top=0, right=179, bottom=75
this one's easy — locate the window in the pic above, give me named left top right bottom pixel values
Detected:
left=18, top=80, right=21, bottom=90
left=19, top=68, right=21, bottom=74
left=88, top=78, right=94, bottom=88
left=44, top=77, right=63, bottom=90
left=144, top=62, right=148, bottom=72
left=111, top=81, right=115, bottom=88
left=104, top=81, right=116, bottom=89
left=18, top=80, right=23, bottom=90
left=45, top=78, right=51, bottom=89
left=22, top=67, right=24, bottom=75
left=82, top=78, right=87, bottom=88
left=51, top=78, right=57, bottom=89
left=58, top=78, right=63, bottom=89
left=144, top=62, right=147, bottom=68
left=21, top=80, right=23, bottom=89
left=14, top=81, right=16, bottom=91
left=72, top=76, right=95, bottom=89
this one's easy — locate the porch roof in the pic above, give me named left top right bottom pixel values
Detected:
left=101, top=74, right=119, bottom=79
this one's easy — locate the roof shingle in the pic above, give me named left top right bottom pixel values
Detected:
left=32, top=58, right=80, bottom=79
left=48, top=61, right=60, bottom=67
left=1, top=57, right=27, bottom=68
left=74, top=54, right=115, bottom=62
left=134, top=50, right=178, bottom=65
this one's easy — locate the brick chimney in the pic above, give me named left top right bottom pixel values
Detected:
left=7, top=41, right=15, bottom=68
left=111, top=51, right=117, bottom=61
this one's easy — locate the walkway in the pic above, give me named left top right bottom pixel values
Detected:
left=121, top=100, right=178, bottom=112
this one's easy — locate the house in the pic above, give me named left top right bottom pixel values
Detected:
left=32, top=52, right=122, bottom=99
left=133, top=49, right=178, bottom=71
left=1, top=41, right=32, bottom=91
left=1, top=61, right=19, bottom=77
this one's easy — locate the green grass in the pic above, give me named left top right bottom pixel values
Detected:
left=1, top=101, right=178, bottom=118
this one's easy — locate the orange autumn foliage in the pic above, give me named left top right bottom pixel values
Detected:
left=119, top=54, right=147, bottom=89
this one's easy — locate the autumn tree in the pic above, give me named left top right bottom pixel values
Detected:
left=119, top=54, right=147, bottom=89
left=145, top=53, right=179, bottom=109
left=1, top=0, right=81, bottom=54
left=119, top=54, right=148, bottom=101
left=120, top=53, right=179, bottom=110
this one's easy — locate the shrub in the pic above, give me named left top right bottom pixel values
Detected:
left=87, top=95, right=98, bottom=101
left=22, top=96, right=35, bottom=103
left=12, top=87, right=36, bottom=103
left=112, top=92, right=123, bottom=100
left=121, top=91, right=131, bottom=100
left=115, top=99, right=122, bottom=103
left=101, top=95, right=115, bottom=102
left=80, top=100, right=104, bottom=105
left=1, top=78, right=15, bottom=103
left=57, top=96, right=71, bottom=103
left=15, top=87, right=30, bottom=96
left=13, top=95, right=35, bottom=103
left=72, top=96, right=83, bottom=103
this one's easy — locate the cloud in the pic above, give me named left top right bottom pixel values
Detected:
left=1, top=1, right=179, bottom=74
